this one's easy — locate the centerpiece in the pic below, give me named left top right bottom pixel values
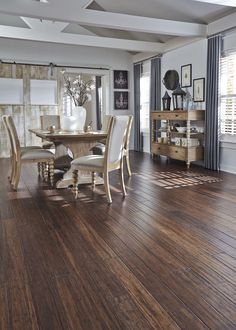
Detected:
left=61, top=71, right=94, bottom=131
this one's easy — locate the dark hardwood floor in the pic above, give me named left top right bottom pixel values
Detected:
left=1, top=152, right=236, bottom=330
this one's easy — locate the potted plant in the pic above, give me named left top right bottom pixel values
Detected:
left=61, top=71, right=94, bottom=131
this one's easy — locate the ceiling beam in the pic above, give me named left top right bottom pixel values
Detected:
left=208, top=11, right=236, bottom=34
left=163, top=37, right=205, bottom=53
left=76, top=10, right=207, bottom=37
left=0, top=1, right=207, bottom=37
left=0, top=25, right=165, bottom=52
left=190, top=0, right=236, bottom=7
left=131, top=37, right=205, bottom=63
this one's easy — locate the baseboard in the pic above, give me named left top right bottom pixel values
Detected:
left=220, top=164, right=236, bottom=175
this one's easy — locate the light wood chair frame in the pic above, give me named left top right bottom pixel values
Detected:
left=123, top=115, right=133, bottom=177
left=72, top=115, right=128, bottom=203
left=6, top=116, right=54, bottom=190
left=2, top=115, right=14, bottom=182
left=3, top=115, right=44, bottom=183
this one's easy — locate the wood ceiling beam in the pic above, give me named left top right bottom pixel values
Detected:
left=0, top=25, right=165, bottom=52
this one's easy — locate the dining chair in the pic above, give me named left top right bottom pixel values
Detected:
left=40, top=114, right=74, bottom=171
left=40, top=115, right=61, bottom=149
left=89, top=115, right=112, bottom=155
left=90, top=115, right=133, bottom=176
left=71, top=115, right=129, bottom=203
left=6, top=116, right=55, bottom=190
left=2, top=115, right=42, bottom=183
left=123, top=115, right=133, bottom=176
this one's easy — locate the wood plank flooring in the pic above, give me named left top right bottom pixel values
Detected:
left=0, top=152, right=236, bottom=329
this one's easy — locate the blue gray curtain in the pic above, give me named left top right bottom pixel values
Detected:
left=134, top=63, right=142, bottom=152
left=150, top=57, right=161, bottom=111
left=150, top=57, right=162, bottom=147
left=204, top=35, right=221, bottom=170
left=95, top=76, right=102, bottom=130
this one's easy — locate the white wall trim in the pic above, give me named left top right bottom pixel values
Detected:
left=219, top=164, right=236, bottom=174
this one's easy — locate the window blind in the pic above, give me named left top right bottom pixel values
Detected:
left=220, top=52, right=236, bottom=135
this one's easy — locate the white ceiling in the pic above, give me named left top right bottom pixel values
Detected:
left=0, top=0, right=235, bottom=53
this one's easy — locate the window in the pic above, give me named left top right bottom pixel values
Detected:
left=220, top=52, right=236, bottom=136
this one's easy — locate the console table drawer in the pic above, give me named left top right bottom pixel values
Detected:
left=152, top=143, right=168, bottom=155
left=168, top=146, right=187, bottom=160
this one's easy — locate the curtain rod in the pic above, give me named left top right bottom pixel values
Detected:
left=0, top=60, right=110, bottom=71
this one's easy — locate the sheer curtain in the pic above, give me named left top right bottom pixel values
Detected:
left=204, top=35, right=221, bottom=170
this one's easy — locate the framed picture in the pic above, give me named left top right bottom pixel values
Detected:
left=114, top=91, right=128, bottom=110
left=113, top=70, right=128, bottom=89
left=193, top=78, right=205, bottom=102
left=181, top=64, right=192, bottom=88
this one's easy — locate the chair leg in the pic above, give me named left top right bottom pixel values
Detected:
left=120, top=158, right=127, bottom=197
left=8, top=154, right=13, bottom=182
left=38, top=162, right=45, bottom=177
left=43, top=162, right=48, bottom=181
left=10, top=154, right=16, bottom=184
left=12, top=162, right=21, bottom=190
left=104, top=171, right=112, bottom=204
left=73, top=169, right=79, bottom=199
left=49, top=160, right=54, bottom=186
left=125, top=153, right=132, bottom=177
left=38, top=162, right=42, bottom=175
left=91, top=171, right=95, bottom=190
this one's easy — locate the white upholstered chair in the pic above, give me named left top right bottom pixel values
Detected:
left=2, top=115, right=42, bottom=183
left=89, top=115, right=112, bottom=155
left=90, top=115, right=133, bottom=176
left=6, top=116, right=55, bottom=190
left=40, top=115, right=61, bottom=149
left=71, top=115, right=129, bottom=203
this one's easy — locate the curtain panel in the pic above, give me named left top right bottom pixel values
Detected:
left=134, top=63, right=142, bottom=152
left=150, top=57, right=162, bottom=148
left=95, top=76, right=102, bottom=130
left=204, top=35, right=221, bottom=170
left=150, top=57, right=161, bottom=111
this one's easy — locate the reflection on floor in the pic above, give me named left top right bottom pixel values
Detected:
left=137, top=170, right=223, bottom=189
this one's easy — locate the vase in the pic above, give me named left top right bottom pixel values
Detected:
left=61, top=106, right=86, bottom=132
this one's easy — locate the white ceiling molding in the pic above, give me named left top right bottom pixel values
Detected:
left=132, top=52, right=161, bottom=64
left=0, top=1, right=207, bottom=37
left=163, top=36, right=204, bottom=53
left=0, top=25, right=165, bottom=52
left=190, top=0, right=236, bottom=7
left=208, top=11, right=236, bottom=34
left=131, top=37, right=205, bottom=62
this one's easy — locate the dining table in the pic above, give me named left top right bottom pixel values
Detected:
left=29, top=128, right=107, bottom=188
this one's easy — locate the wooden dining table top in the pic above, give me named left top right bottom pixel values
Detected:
left=29, top=128, right=107, bottom=142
